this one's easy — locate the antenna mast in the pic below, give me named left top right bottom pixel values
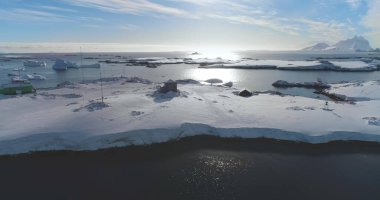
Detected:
left=80, top=47, right=85, bottom=105
left=100, top=68, right=104, bottom=103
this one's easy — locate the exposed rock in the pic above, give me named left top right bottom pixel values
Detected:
left=223, top=81, right=233, bottom=87
left=176, top=79, right=200, bottom=84
left=238, top=89, right=253, bottom=97
left=57, top=81, right=78, bottom=89
left=131, top=111, right=144, bottom=116
left=314, top=90, right=350, bottom=102
left=272, top=80, right=331, bottom=89
left=124, top=77, right=152, bottom=84
left=159, top=80, right=177, bottom=93
left=363, top=117, right=380, bottom=126
left=146, top=63, right=159, bottom=68
left=73, top=101, right=110, bottom=112
left=205, top=78, right=223, bottom=84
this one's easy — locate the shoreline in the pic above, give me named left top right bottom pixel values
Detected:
left=3, top=135, right=380, bottom=158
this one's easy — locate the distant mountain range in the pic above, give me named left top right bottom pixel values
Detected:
left=302, top=36, right=374, bottom=52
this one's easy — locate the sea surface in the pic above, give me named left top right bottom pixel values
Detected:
left=1, top=136, right=380, bottom=200
left=1, top=51, right=380, bottom=99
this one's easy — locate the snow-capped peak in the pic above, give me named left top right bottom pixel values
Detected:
left=302, top=36, right=374, bottom=52
left=302, top=43, right=330, bottom=51
left=334, top=36, right=373, bottom=51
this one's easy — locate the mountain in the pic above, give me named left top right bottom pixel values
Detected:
left=302, top=43, right=330, bottom=51
left=333, top=36, right=373, bottom=51
left=302, top=36, right=373, bottom=52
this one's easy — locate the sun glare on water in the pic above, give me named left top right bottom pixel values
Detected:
left=190, top=68, right=238, bottom=83
left=190, top=48, right=240, bottom=61
left=187, top=48, right=240, bottom=83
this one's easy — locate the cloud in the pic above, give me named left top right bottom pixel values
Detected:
left=0, top=8, right=72, bottom=22
left=207, top=14, right=300, bottom=35
left=174, top=0, right=250, bottom=9
left=175, top=0, right=354, bottom=41
left=0, top=42, right=181, bottom=53
left=174, top=0, right=271, bottom=15
left=38, top=5, right=77, bottom=12
left=119, top=24, right=138, bottom=30
left=83, top=24, right=103, bottom=28
left=362, top=0, right=380, bottom=47
left=345, top=0, right=362, bottom=9
left=299, top=18, right=354, bottom=43
left=79, top=16, right=105, bottom=22
left=63, top=0, right=188, bottom=16
left=172, top=0, right=297, bottom=35
left=0, top=7, right=105, bottom=24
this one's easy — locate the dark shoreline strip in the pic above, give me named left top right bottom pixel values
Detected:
left=2, top=135, right=380, bottom=159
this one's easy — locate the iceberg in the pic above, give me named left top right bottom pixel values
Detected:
left=52, top=59, right=68, bottom=71
left=23, top=60, right=47, bottom=67
left=21, top=74, right=47, bottom=80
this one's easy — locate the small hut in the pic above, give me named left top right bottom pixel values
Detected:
left=159, top=80, right=177, bottom=93
left=0, top=83, right=34, bottom=95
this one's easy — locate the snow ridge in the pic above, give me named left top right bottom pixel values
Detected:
left=2, top=123, right=380, bottom=155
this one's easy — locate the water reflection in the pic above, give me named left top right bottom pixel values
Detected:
left=189, top=49, right=241, bottom=61
left=176, top=151, right=251, bottom=199
left=189, top=68, right=238, bottom=83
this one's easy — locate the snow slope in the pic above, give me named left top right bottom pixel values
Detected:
left=329, top=80, right=380, bottom=101
left=302, top=43, right=330, bottom=51
left=1, top=78, right=380, bottom=155
left=329, top=61, right=378, bottom=71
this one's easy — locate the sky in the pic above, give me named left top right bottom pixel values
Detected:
left=0, top=0, right=379, bottom=53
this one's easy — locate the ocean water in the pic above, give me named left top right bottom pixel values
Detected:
left=1, top=51, right=380, bottom=99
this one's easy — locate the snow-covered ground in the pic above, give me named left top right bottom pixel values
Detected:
left=1, top=78, right=380, bottom=155
left=185, top=58, right=235, bottom=65
left=329, top=61, right=378, bottom=71
left=202, top=59, right=379, bottom=71
left=204, top=60, right=321, bottom=69
left=329, top=80, right=380, bottom=101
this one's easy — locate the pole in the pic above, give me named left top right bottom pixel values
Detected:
left=80, top=47, right=85, bottom=105
left=100, top=68, right=104, bottom=103
left=80, top=47, right=84, bottom=83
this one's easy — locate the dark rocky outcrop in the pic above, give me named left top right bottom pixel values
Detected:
left=239, top=89, right=253, bottom=97
left=272, top=80, right=331, bottom=89
left=159, top=80, right=177, bottom=93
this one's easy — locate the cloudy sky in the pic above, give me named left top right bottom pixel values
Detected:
left=0, top=0, right=379, bottom=52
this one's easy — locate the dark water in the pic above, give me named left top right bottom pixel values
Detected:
left=1, top=136, right=380, bottom=200
left=1, top=51, right=380, bottom=99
